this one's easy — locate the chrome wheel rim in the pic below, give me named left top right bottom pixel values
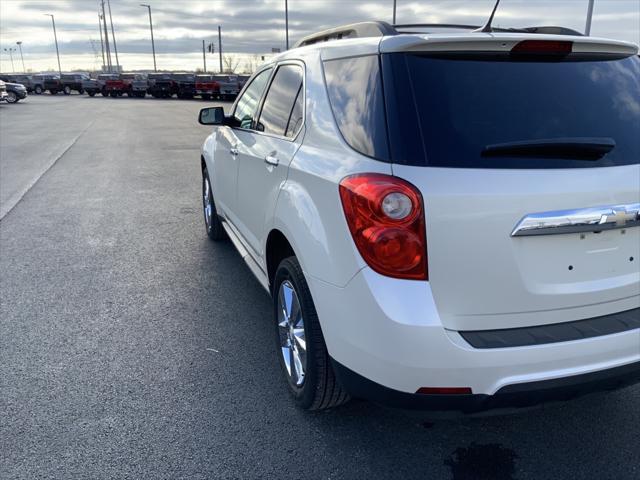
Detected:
left=203, top=177, right=212, bottom=230
left=278, top=280, right=306, bottom=386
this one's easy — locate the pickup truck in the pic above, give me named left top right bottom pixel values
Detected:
left=174, top=73, right=197, bottom=99
left=61, top=73, right=89, bottom=94
left=120, top=73, right=148, bottom=98
left=33, top=74, right=63, bottom=94
left=212, top=75, right=242, bottom=100
left=195, top=75, right=220, bottom=100
left=147, top=73, right=177, bottom=98
left=82, top=77, right=101, bottom=96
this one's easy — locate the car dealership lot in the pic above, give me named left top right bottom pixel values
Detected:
left=1, top=95, right=638, bottom=479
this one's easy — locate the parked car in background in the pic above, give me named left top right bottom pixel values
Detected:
left=147, top=73, right=177, bottom=98
left=197, top=22, right=640, bottom=413
left=195, top=74, right=220, bottom=100
left=212, top=74, right=241, bottom=100
left=61, top=73, right=89, bottom=94
left=82, top=76, right=102, bottom=96
left=0, top=74, right=35, bottom=93
left=3, top=81, right=28, bottom=103
left=102, top=75, right=129, bottom=97
left=120, top=73, right=148, bottom=98
left=0, top=80, right=8, bottom=102
left=33, top=74, right=63, bottom=95
left=174, top=73, right=196, bottom=99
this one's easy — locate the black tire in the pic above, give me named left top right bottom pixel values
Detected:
left=78, top=89, right=84, bottom=95
left=202, top=168, right=226, bottom=241
left=273, top=257, right=350, bottom=411
left=6, top=91, right=18, bottom=103
left=63, top=86, right=71, bottom=95
left=202, top=94, right=211, bottom=100
left=88, top=91, right=96, bottom=97
left=101, top=87, right=108, bottom=97
left=49, top=90, right=57, bottom=95
left=34, top=85, right=43, bottom=94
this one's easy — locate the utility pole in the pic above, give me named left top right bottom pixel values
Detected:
left=218, top=26, right=223, bottom=73
left=98, top=14, right=106, bottom=70
left=107, top=0, right=120, bottom=71
left=101, top=1, right=112, bottom=72
left=16, top=42, right=25, bottom=72
left=140, top=4, right=157, bottom=72
left=285, top=0, right=289, bottom=50
left=44, top=14, right=62, bottom=76
left=392, top=0, right=397, bottom=24
left=585, top=0, right=595, bottom=36
left=202, top=40, right=207, bottom=72
left=3, top=48, right=16, bottom=73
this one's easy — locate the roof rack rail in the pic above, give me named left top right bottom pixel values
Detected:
left=294, top=21, right=395, bottom=48
left=293, top=21, right=584, bottom=49
left=521, top=26, right=584, bottom=36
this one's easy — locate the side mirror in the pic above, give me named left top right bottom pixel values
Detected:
left=199, top=106, right=226, bottom=126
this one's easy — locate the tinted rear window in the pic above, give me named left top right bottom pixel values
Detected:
left=383, top=53, right=640, bottom=168
left=323, top=56, right=390, bottom=161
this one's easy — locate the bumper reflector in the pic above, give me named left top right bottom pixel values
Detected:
left=416, top=387, right=473, bottom=395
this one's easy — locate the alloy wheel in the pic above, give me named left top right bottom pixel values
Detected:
left=277, top=280, right=306, bottom=386
left=203, top=176, right=212, bottom=230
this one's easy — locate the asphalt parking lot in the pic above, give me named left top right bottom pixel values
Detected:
left=1, top=94, right=639, bottom=480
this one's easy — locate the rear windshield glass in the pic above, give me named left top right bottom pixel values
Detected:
left=382, top=53, right=640, bottom=168
left=325, top=54, right=640, bottom=168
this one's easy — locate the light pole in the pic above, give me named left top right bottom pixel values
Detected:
left=16, top=42, right=25, bottom=72
left=140, top=4, right=157, bottom=72
left=392, top=0, right=397, bottom=24
left=44, top=14, right=62, bottom=76
left=106, top=0, right=120, bottom=71
left=285, top=0, right=289, bottom=50
left=585, top=0, right=595, bottom=36
left=4, top=47, right=16, bottom=73
left=218, top=26, right=223, bottom=73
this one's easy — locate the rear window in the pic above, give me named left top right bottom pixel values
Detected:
left=325, top=53, right=640, bottom=168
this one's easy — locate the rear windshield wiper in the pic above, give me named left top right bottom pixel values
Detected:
left=482, top=137, right=616, bottom=160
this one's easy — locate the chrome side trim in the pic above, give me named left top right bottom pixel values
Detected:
left=511, top=203, right=640, bottom=237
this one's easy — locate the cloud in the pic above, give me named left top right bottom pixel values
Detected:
left=0, top=0, right=638, bottom=71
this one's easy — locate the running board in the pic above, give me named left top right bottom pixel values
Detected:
left=221, top=220, right=270, bottom=293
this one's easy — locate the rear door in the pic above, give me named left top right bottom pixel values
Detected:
left=234, top=62, right=305, bottom=259
left=382, top=50, right=640, bottom=331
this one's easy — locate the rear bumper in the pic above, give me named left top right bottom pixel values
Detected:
left=307, top=267, right=640, bottom=406
left=332, top=359, right=640, bottom=412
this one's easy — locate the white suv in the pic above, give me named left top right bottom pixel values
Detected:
left=198, top=22, right=640, bottom=412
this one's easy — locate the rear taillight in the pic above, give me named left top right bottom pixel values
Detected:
left=511, top=40, right=573, bottom=55
left=339, top=173, right=427, bottom=280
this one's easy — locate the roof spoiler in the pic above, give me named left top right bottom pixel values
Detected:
left=294, top=22, right=587, bottom=48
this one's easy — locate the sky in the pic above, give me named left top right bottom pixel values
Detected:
left=0, top=0, right=638, bottom=73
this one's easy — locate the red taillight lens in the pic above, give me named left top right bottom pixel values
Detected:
left=416, top=387, right=473, bottom=395
left=511, top=40, right=573, bottom=55
left=339, top=173, right=427, bottom=280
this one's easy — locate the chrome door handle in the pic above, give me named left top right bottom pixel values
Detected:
left=230, top=147, right=239, bottom=156
left=264, top=155, right=279, bottom=167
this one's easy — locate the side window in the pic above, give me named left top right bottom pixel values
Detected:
left=256, top=65, right=304, bottom=138
left=323, top=55, right=389, bottom=161
left=233, top=68, right=272, bottom=129
left=285, top=85, right=304, bottom=138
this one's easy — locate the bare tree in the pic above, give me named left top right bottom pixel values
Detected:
left=245, top=54, right=263, bottom=74
left=222, top=54, right=240, bottom=74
